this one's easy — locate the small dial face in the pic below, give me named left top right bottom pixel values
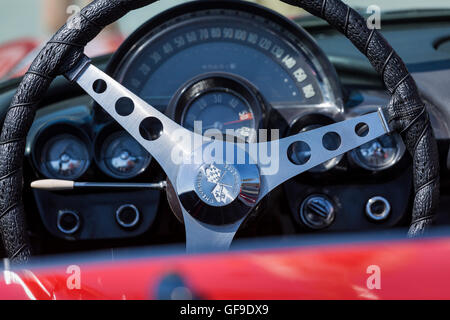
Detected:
left=351, top=134, right=403, bottom=171
left=100, top=131, right=151, bottom=179
left=41, top=134, right=90, bottom=179
left=182, top=90, right=256, bottom=142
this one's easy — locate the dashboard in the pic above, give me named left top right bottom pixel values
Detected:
left=4, top=0, right=450, bottom=254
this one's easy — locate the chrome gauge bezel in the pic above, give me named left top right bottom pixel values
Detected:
left=166, top=72, right=266, bottom=143
left=348, top=133, right=406, bottom=172
left=94, top=125, right=152, bottom=180
left=31, top=123, right=92, bottom=180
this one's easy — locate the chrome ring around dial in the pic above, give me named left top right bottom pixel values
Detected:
left=38, top=133, right=91, bottom=180
left=349, top=133, right=405, bottom=171
left=97, top=131, right=152, bottom=179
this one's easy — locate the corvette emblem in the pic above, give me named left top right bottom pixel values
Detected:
left=211, top=183, right=234, bottom=204
left=195, top=163, right=241, bottom=207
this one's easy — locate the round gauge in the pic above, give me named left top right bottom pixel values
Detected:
left=107, top=1, right=342, bottom=117
left=350, top=134, right=405, bottom=171
left=99, top=131, right=151, bottom=179
left=182, top=90, right=256, bottom=141
left=40, top=134, right=90, bottom=180
left=169, top=74, right=263, bottom=142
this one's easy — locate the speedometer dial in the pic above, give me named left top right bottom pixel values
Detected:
left=168, top=73, right=264, bottom=142
left=108, top=1, right=342, bottom=115
left=183, top=90, right=256, bottom=139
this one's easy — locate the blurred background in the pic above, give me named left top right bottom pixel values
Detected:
left=0, top=0, right=449, bottom=80
left=1, top=0, right=450, bottom=44
left=0, top=0, right=304, bottom=44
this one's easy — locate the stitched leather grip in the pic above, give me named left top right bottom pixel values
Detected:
left=0, top=0, right=156, bottom=264
left=0, top=0, right=439, bottom=263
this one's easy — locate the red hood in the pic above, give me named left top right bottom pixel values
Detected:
left=1, top=236, right=450, bottom=300
left=0, top=39, right=39, bottom=80
left=0, top=35, right=123, bottom=81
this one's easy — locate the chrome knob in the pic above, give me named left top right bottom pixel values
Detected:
left=299, top=195, right=335, bottom=229
left=57, top=210, right=81, bottom=234
left=366, top=196, right=391, bottom=221
left=116, top=204, right=140, bottom=229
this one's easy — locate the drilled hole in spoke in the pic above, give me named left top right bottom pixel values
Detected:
left=115, top=97, right=134, bottom=116
left=322, top=132, right=341, bottom=151
left=355, top=122, right=369, bottom=137
left=93, top=79, right=107, bottom=94
left=288, top=141, right=311, bottom=165
left=139, top=117, right=163, bottom=141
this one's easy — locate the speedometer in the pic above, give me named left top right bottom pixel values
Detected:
left=107, top=0, right=342, bottom=118
left=168, top=73, right=265, bottom=142
left=182, top=89, right=257, bottom=141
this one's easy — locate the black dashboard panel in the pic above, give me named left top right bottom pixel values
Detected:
left=27, top=96, right=162, bottom=241
left=33, top=188, right=160, bottom=241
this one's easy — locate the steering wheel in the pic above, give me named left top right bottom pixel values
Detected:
left=0, top=0, right=439, bottom=263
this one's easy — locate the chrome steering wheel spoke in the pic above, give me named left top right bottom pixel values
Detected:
left=66, top=56, right=201, bottom=185
left=253, top=110, right=391, bottom=200
left=66, top=57, right=391, bottom=252
left=182, top=207, right=245, bottom=252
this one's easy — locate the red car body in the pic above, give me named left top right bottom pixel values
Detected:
left=0, top=39, right=40, bottom=80
left=1, top=235, right=450, bottom=300
left=0, top=37, right=122, bottom=81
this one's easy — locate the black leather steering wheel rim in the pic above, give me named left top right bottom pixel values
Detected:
left=0, top=0, right=439, bottom=263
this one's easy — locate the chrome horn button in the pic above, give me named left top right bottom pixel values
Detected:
left=176, top=144, right=261, bottom=226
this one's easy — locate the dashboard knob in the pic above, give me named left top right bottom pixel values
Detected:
left=116, top=204, right=140, bottom=229
left=299, top=195, right=335, bottom=230
left=365, top=196, right=391, bottom=221
left=57, top=210, right=81, bottom=235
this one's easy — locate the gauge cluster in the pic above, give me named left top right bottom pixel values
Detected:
left=286, top=111, right=406, bottom=174
left=32, top=125, right=152, bottom=181
left=28, top=97, right=161, bottom=241
left=281, top=96, right=411, bottom=233
left=349, top=134, right=405, bottom=171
